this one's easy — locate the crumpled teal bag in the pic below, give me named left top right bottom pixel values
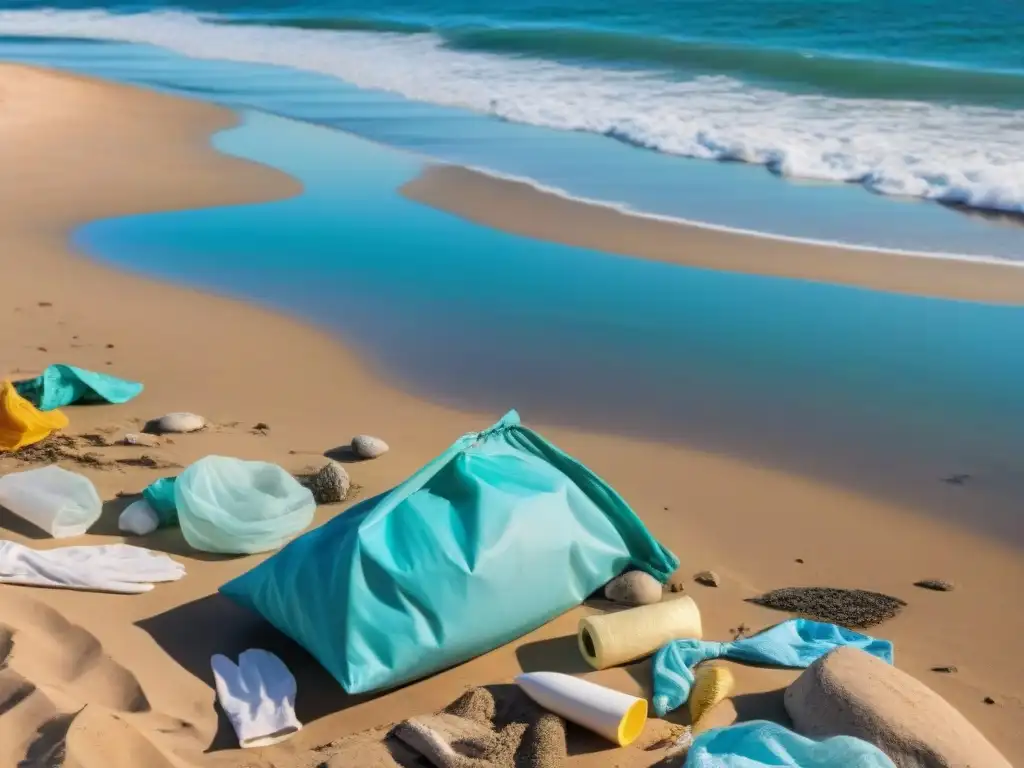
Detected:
left=687, top=721, right=895, bottom=767
left=15, top=364, right=143, bottom=411
left=220, top=410, right=679, bottom=694
left=653, top=619, right=893, bottom=716
left=175, top=456, right=315, bottom=554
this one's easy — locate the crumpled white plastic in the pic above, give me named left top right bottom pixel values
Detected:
left=118, top=499, right=161, bottom=536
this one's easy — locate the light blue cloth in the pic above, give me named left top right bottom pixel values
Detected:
left=653, top=618, right=893, bottom=716
left=142, top=476, right=178, bottom=527
left=686, top=721, right=896, bottom=767
left=14, top=364, right=143, bottom=411
left=220, top=410, right=679, bottom=694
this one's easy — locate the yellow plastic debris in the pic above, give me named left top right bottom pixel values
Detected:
left=688, top=662, right=735, bottom=726
left=0, top=380, right=69, bottom=452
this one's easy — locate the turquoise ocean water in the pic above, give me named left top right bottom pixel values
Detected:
left=1, top=0, right=1023, bottom=254
left=1, top=2, right=1023, bottom=540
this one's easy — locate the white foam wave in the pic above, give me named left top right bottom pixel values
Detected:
left=2, top=9, right=1024, bottom=215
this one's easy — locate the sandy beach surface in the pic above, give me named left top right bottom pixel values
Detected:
left=402, top=165, right=1024, bottom=305
left=0, top=63, right=1021, bottom=768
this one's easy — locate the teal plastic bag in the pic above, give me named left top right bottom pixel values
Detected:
left=143, top=476, right=178, bottom=527
left=686, top=721, right=895, bottom=767
left=220, top=410, right=679, bottom=694
left=15, top=364, right=143, bottom=411
left=175, top=456, right=315, bottom=554
left=653, top=619, right=893, bottom=716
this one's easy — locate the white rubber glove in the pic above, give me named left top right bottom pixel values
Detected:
left=118, top=500, right=160, bottom=536
left=0, top=540, right=185, bottom=594
left=212, top=649, right=302, bottom=748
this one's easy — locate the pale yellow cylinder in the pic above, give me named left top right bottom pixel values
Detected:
left=578, top=596, right=703, bottom=670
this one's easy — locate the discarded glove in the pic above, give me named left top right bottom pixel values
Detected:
left=394, top=686, right=566, bottom=768
left=687, top=720, right=896, bottom=767
left=652, top=619, right=893, bottom=716
left=211, top=649, right=302, bottom=749
left=0, top=540, right=185, bottom=594
left=14, top=363, right=143, bottom=411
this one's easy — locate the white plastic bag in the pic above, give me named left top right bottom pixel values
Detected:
left=175, top=456, right=315, bottom=554
left=0, top=466, right=102, bottom=538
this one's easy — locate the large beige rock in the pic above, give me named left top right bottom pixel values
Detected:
left=604, top=570, right=663, bottom=605
left=785, top=647, right=1010, bottom=768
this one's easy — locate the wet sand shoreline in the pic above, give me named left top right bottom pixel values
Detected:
left=402, top=164, right=1024, bottom=305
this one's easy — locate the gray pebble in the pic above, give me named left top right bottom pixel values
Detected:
left=695, top=570, right=721, bottom=587
left=352, top=434, right=389, bottom=459
left=604, top=571, right=663, bottom=605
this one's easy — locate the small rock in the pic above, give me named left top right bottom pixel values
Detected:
left=694, top=570, right=720, bottom=587
left=120, top=433, right=160, bottom=448
left=37, top=301, right=52, bottom=308
left=786, top=648, right=1012, bottom=768
left=153, top=412, right=206, bottom=434
left=983, top=696, right=996, bottom=705
left=308, top=461, right=350, bottom=505
left=106, top=343, right=115, bottom=349
left=914, top=578, right=954, bottom=592
left=604, top=571, right=663, bottom=605
left=931, top=666, right=958, bottom=674
left=253, top=422, right=270, bottom=432
left=351, top=434, right=389, bottom=459
left=37, top=346, right=47, bottom=352
left=668, top=580, right=686, bottom=593
left=795, top=558, right=805, bottom=564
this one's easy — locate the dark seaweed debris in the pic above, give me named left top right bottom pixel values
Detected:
left=7, top=434, right=111, bottom=467
left=747, top=586, right=906, bottom=629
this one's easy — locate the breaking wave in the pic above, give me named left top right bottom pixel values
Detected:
left=1, top=8, right=1022, bottom=215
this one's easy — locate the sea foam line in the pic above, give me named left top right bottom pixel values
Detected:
left=0, top=8, right=1023, bottom=219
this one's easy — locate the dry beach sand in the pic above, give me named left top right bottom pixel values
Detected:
left=0, top=64, right=1021, bottom=767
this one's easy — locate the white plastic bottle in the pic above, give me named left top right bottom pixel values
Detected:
left=516, top=671, right=648, bottom=747
left=0, top=466, right=102, bottom=538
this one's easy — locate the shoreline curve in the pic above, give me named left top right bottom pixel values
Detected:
left=402, top=163, right=1024, bottom=305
